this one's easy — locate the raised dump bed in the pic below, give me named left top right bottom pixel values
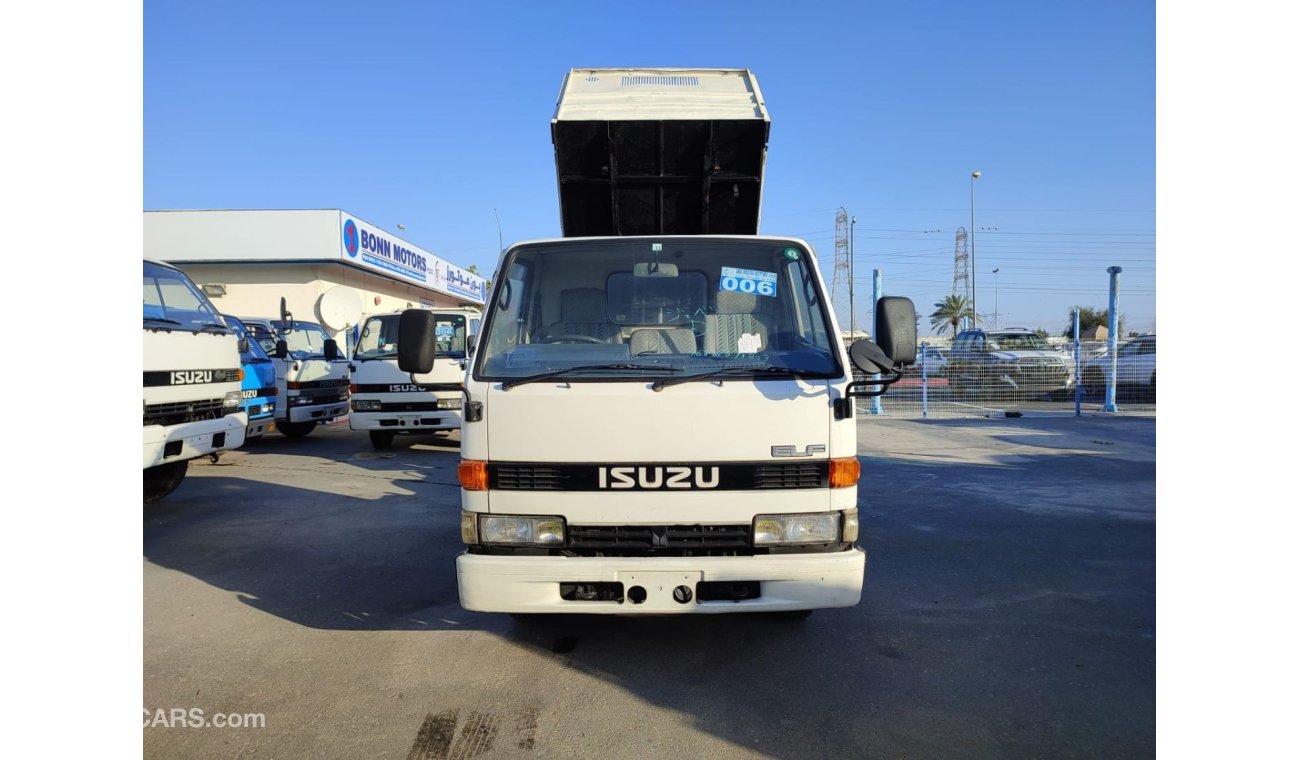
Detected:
left=552, top=68, right=770, bottom=237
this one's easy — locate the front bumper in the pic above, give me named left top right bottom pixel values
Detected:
left=245, top=415, right=276, bottom=439
left=348, top=410, right=462, bottom=432
left=456, top=548, right=866, bottom=614
left=287, top=400, right=348, bottom=424
left=142, top=412, right=247, bottom=469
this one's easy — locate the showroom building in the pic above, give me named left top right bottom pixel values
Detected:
left=144, top=209, right=488, bottom=347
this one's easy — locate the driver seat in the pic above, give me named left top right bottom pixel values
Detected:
left=544, top=288, right=623, bottom=343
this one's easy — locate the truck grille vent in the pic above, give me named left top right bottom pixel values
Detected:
left=378, top=401, right=442, bottom=412
left=143, top=398, right=226, bottom=427
left=621, top=75, right=700, bottom=87
left=754, top=463, right=827, bottom=489
left=495, top=464, right=567, bottom=491
left=567, top=524, right=751, bottom=556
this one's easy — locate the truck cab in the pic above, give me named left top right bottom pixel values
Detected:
left=239, top=317, right=350, bottom=439
left=348, top=308, right=481, bottom=450
left=221, top=314, right=278, bottom=440
left=396, top=69, right=915, bottom=616
left=143, top=259, right=248, bottom=502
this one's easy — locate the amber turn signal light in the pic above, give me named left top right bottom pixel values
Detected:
left=829, top=457, right=860, bottom=488
left=458, top=460, right=489, bottom=491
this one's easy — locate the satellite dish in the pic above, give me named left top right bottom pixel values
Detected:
left=316, top=286, right=363, bottom=331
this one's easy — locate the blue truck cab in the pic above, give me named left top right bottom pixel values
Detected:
left=222, top=315, right=278, bottom=440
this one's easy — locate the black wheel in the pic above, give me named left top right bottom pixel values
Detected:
left=143, top=460, right=188, bottom=504
left=278, top=421, right=318, bottom=439
left=369, top=430, right=396, bottom=450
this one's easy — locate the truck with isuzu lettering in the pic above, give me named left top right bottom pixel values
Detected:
left=239, top=304, right=351, bottom=439
left=397, top=68, right=916, bottom=616
left=222, top=314, right=278, bottom=440
left=143, top=259, right=248, bottom=503
left=349, top=308, right=481, bottom=450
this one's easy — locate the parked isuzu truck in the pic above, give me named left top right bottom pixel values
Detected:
left=399, top=69, right=915, bottom=616
left=240, top=309, right=351, bottom=439
left=222, top=314, right=278, bottom=440
left=143, top=259, right=248, bottom=503
left=349, top=308, right=481, bottom=450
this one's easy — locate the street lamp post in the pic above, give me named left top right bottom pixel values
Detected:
left=970, top=171, right=981, bottom=326
left=849, top=215, right=856, bottom=338
left=992, top=267, right=1000, bottom=329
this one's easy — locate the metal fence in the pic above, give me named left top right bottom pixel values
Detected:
left=854, top=340, right=1156, bottom=418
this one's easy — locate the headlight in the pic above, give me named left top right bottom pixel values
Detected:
left=478, top=515, right=565, bottom=546
left=437, top=397, right=463, bottom=410
left=352, top=399, right=382, bottom=411
left=291, top=396, right=317, bottom=406
left=753, top=512, right=841, bottom=546
left=223, top=391, right=242, bottom=409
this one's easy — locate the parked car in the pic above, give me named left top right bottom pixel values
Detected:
left=915, top=345, right=949, bottom=378
left=1081, top=334, right=1156, bottom=397
left=947, top=328, right=1072, bottom=398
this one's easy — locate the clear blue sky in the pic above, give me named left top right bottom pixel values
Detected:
left=144, top=0, right=1155, bottom=337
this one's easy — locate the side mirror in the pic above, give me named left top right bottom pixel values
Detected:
left=397, top=309, right=438, bottom=374
left=238, top=338, right=250, bottom=354
left=849, top=339, right=894, bottom=375
left=324, top=339, right=340, bottom=361
left=274, top=339, right=289, bottom=359
left=279, top=297, right=294, bottom=334
left=874, top=296, right=917, bottom=366
left=466, top=336, right=477, bottom=357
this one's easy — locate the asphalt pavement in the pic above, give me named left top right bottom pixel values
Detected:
left=144, top=415, right=1155, bottom=759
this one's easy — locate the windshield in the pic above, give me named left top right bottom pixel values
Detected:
left=476, top=238, right=841, bottom=381
left=142, top=261, right=227, bottom=331
left=987, top=333, right=1050, bottom=351
left=271, top=320, right=334, bottom=360
left=222, top=315, right=271, bottom=362
left=355, top=313, right=470, bottom=360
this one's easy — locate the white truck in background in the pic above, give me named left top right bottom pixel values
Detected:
left=143, top=259, right=248, bottom=503
left=349, top=308, right=481, bottom=449
left=396, top=68, right=916, bottom=617
left=240, top=302, right=351, bottom=439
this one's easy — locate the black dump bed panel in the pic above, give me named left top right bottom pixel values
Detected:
left=553, top=119, right=767, bottom=237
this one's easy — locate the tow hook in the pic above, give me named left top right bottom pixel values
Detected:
left=209, top=452, right=221, bottom=464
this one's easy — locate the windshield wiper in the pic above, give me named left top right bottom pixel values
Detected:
left=198, top=323, right=231, bottom=334
left=502, top=363, right=680, bottom=391
left=143, top=317, right=182, bottom=326
left=651, top=365, right=811, bottom=391
left=356, top=351, right=398, bottom=362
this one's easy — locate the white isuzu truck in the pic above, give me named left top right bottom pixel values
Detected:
left=143, top=259, right=248, bottom=503
left=349, top=308, right=481, bottom=450
left=398, top=68, right=915, bottom=616
left=239, top=303, right=351, bottom=439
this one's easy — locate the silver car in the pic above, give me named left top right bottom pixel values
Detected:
left=1081, top=335, right=1156, bottom=395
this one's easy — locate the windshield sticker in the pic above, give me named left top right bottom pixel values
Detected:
left=435, top=325, right=455, bottom=337
left=783, top=248, right=801, bottom=261
left=720, top=267, right=777, bottom=298
left=737, top=332, right=763, bottom=354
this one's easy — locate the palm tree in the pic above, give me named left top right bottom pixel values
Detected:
left=930, top=294, right=973, bottom=336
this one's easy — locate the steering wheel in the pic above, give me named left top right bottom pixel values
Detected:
left=544, top=334, right=605, bottom=344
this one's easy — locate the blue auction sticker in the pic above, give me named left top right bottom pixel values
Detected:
left=720, top=266, right=777, bottom=297
left=342, top=219, right=359, bottom=257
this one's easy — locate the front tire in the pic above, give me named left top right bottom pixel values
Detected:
left=143, top=460, right=188, bottom=504
left=369, top=431, right=396, bottom=450
left=278, top=421, right=318, bottom=439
